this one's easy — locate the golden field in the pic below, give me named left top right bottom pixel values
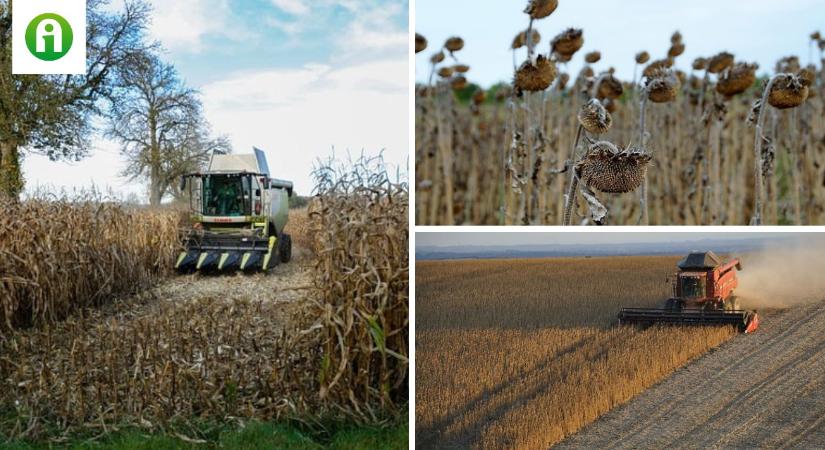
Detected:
left=416, top=256, right=735, bottom=449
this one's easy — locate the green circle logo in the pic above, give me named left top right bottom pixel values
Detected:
left=25, top=13, right=73, bottom=61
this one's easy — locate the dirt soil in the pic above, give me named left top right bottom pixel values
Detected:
left=557, top=301, right=825, bottom=449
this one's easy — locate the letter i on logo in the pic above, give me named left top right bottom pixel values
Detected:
left=26, top=13, right=74, bottom=61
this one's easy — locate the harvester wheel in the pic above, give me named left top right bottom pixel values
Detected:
left=278, top=233, right=292, bottom=263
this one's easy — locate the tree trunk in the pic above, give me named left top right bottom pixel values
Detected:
left=148, top=117, right=161, bottom=206
left=0, top=140, right=23, bottom=200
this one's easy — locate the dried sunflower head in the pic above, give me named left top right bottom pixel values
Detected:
left=495, top=85, right=513, bottom=102
left=775, top=55, right=800, bottom=74
left=716, top=62, right=757, bottom=97
left=445, top=36, right=464, bottom=53
left=454, top=64, right=471, bottom=73
left=585, top=51, right=601, bottom=64
left=635, top=51, right=650, bottom=65
left=551, top=28, right=584, bottom=58
left=514, top=55, right=557, bottom=92
left=437, top=67, right=454, bottom=78
left=643, top=58, right=674, bottom=77
left=578, top=99, right=612, bottom=134
left=646, top=69, right=679, bottom=103
left=555, top=52, right=573, bottom=63
left=524, top=0, right=559, bottom=19
left=707, top=52, right=734, bottom=74
left=450, top=75, right=468, bottom=90
left=671, top=30, right=683, bottom=44
left=596, top=73, right=624, bottom=100
left=768, top=73, right=809, bottom=109
left=472, top=89, right=486, bottom=105
left=431, top=51, right=445, bottom=64
left=415, top=33, right=427, bottom=54
left=812, top=31, right=822, bottom=40
left=577, top=143, right=652, bottom=194
left=692, top=57, right=707, bottom=71
left=668, top=42, right=686, bottom=58
left=603, top=97, right=618, bottom=113
left=798, top=67, right=815, bottom=87
left=512, top=29, right=541, bottom=49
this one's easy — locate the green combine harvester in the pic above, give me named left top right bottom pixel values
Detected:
left=175, top=148, right=293, bottom=273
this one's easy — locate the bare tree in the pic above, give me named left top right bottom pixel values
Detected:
left=0, top=0, right=152, bottom=198
left=107, top=52, right=229, bottom=206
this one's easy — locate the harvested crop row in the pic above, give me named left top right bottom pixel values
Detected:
left=0, top=295, right=305, bottom=438
left=0, top=197, right=180, bottom=333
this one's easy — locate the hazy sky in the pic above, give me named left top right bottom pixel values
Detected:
left=415, top=0, right=825, bottom=87
left=416, top=232, right=800, bottom=248
left=23, top=0, right=408, bottom=199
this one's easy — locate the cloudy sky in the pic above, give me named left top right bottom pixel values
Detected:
left=24, top=0, right=408, bottom=198
left=415, top=0, right=825, bottom=87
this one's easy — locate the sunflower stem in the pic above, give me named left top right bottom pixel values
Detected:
left=751, top=75, right=779, bottom=225
left=638, top=91, right=649, bottom=225
left=563, top=124, right=584, bottom=225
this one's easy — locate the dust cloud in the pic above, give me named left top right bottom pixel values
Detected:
left=736, top=236, right=825, bottom=309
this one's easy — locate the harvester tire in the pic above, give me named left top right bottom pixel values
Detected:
left=279, top=233, right=292, bottom=263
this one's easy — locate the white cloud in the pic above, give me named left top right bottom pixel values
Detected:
left=271, top=0, right=309, bottom=16
left=148, top=0, right=234, bottom=52
left=201, top=58, right=409, bottom=194
left=343, top=2, right=407, bottom=55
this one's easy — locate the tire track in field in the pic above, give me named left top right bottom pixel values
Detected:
left=557, top=300, right=825, bottom=449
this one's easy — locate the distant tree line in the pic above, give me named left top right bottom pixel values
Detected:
left=0, top=0, right=228, bottom=205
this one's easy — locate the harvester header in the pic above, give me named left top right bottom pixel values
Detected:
left=618, top=251, right=759, bottom=333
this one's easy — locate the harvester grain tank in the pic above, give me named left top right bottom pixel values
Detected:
left=175, top=148, right=293, bottom=273
left=618, top=251, right=759, bottom=333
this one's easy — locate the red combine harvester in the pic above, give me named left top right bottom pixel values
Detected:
left=618, top=251, right=759, bottom=333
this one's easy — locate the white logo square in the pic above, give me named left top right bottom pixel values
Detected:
left=12, top=0, right=87, bottom=74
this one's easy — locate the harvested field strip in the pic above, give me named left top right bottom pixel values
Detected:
left=558, top=301, right=825, bottom=449
left=0, top=290, right=306, bottom=438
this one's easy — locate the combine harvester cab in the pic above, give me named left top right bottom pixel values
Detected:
left=618, top=251, right=759, bottom=333
left=175, top=147, right=294, bottom=273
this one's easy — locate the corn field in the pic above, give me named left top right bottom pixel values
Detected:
left=416, top=256, right=736, bottom=449
left=0, top=196, right=180, bottom=333
left=305, top=154, right=409, bottom=422
left=416, top=10, right=825, bottom=225
left=0, top=158, right=409, bottom=440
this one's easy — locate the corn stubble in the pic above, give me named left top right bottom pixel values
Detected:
left=0, top=158, right=408, bottom=438
left=416, top=12, right=825, bottom=225
left=416, top=256, right=735, bottom=449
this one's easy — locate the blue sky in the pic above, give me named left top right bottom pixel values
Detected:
left=415, top=0, right=825, bottom=87
left=25, top=0, right=409, bottom=198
